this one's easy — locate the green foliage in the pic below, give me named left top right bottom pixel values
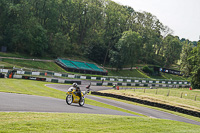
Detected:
left=162, top=35, right=182, bottom=67
left=142, top=66, right=154, bottom=75
left=189, top=43, right=200, bottom=89
left=0, top=0, right=191, bottom=70
left=109, top=30, right=142, bottom=69
left=180, top=41, right=193, bottom=76
left=181, top=42, right=200, bottom=89
left=191, top=67, right=200, bottom=89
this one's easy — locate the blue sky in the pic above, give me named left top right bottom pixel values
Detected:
left=112, top=0, right=200, bottom=41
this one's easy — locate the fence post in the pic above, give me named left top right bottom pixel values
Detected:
left=195, top=95, right=197, bottom=101
left=180, top=92, right=183, bottom=98
left=167, top=90, right=170, bottom=96
left=155, top=88, right=158, bottom=94
left=144, top=88, right=146, bottom=93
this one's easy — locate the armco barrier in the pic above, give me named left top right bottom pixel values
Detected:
left=10, top=75, right=190, bottom=88
left=0, top=69, right=8, bottom=73
left=1, top=69, right=190, bottom=86
left=91, top=82, right=190, bottom=88
left=12, top=75, right=81, bottom=85
left=91, top=91, right=200, bottom=118
left=13, top=69, right=190, bottom=85
left=13, top=75, right=23, bottom=79
left=22, top=76, right=46, bottom=81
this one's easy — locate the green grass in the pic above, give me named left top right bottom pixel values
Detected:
left=149, top=75, right=166, bottom=79
left=0, top=112, right=200, bottom=133
left=1, top=58, right=66, bottom=72
left=0, top=78, right=142, bottom=116
left=0, top=52, right=28, bottom=58
left=0, top=78, right=66, bottom=99
left=161, top=73, right=187, bottom=80
left=108, top=69, right=149, bottom=78
left=0, top=52, right=53, bottom=59
left=100, top=89, right=200, bottom=112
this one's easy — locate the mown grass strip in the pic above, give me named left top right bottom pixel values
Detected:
left=0, top=112, right=200, bottom=133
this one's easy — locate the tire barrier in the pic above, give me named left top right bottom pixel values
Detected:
left=91, top=91, right=200, bottom=118
left=0, top=73, right=5, bottom=78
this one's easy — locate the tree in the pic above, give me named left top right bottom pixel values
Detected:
left=180, top=41, right=193, bottom=76
left=0, top=0, right=186, bottom=69
left=109, top=30, right=142, bottom=70
left=25, top=22, right=48, bottom=56
left=180, top=41, right=200, bottom=89
left=134, top=11, right=165, bottom=64
left=161, top=35, right=182, bottom=67
left=188, top=42, right=200, bottom=89
left=103, top=0, right=130, bottom=67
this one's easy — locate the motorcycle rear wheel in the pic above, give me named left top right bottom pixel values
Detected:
left=79, top=98, right=85, bottom=106
left=66, top=94, right=73, bottom=105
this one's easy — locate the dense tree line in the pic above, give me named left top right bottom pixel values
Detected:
left=180, top=41, right=200, bottom=89
left=0, top=0, right=197, bottom=69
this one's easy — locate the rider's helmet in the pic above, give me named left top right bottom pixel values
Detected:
left=73, top=82, right=78, bottom=88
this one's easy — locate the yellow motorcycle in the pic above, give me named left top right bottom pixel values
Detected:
left=66, top=85, right=90, bottom=106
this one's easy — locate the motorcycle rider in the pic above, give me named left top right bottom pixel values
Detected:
left=68, top=82, right=78, bottom=91
left=68, top=83, right=82, bottom=101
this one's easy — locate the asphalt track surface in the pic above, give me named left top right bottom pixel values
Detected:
left=46, top=84, right=200, bottom=125
left=0, top=92, right=136, bottom=116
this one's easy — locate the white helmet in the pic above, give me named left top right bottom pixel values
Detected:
left=73, top=83, right=78, bottom=87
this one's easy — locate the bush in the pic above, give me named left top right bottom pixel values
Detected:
left=142, top=66, right=154, bottom=75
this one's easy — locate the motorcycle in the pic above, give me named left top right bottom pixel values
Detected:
left=66, top=85, right=90, bottom=106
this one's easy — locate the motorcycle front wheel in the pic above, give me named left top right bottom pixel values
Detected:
left=66, top=94, right=73, bottom=105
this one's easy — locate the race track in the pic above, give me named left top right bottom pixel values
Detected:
left=0, top=92, right=136, bottom=116
left=0, top=84, right=199, bottom=125
left=46, top=84, right=200, bottom=125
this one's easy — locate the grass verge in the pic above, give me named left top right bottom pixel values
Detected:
left=99, top=89, right=200, bottom=112
left=1, top=58, right=66, bottom=72
left=90, top=94, right=200, bottom=122
left=0, top=112, right=200, bottom=133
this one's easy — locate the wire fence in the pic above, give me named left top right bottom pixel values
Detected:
left=119, top=87, right=200, bottom=101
